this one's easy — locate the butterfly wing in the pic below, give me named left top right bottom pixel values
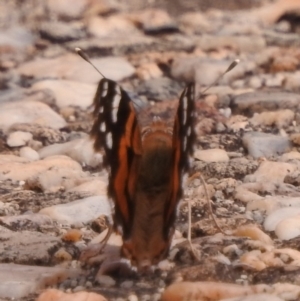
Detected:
left=91, top=78, right=142, bottom=238
left=164, top=83, right=196, bottom=236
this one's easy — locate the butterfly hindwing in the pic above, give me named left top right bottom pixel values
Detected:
left=91, top=78, right=142, bottom=236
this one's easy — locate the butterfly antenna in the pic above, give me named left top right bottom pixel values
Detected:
left=198, top=59, right=240, bottom=98
left=75, top=47, right=106, bottom=79
left=75, top=47, right=145, bottom=111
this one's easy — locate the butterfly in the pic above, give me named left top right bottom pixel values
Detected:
left=90, top=78, right=196, bottom=272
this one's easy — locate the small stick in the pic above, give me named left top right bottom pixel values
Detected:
left=186, top=59, right=239, bottom=259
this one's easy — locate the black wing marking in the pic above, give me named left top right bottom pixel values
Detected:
left=90, top=78, right=142, bottom=238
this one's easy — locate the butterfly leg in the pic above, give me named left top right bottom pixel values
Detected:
left=187, top=195, right=201, bottom=261
left=185, top=171, right=226, bottom=261
left=196, top=172, right=226, bottom=235
left=79, top=226, right=113, bottom=263
left=185, top=172, right=202, bottom=261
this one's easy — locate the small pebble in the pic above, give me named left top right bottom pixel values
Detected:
left=121, top=280, right=134, bottom=289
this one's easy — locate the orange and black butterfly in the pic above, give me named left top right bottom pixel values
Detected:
left=90, top=77, right=196, bottom=271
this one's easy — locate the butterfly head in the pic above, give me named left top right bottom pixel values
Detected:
left=121, top=235, right=172, bottom=272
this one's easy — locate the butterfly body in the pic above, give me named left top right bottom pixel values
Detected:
left=91, top=78, right=195, bottom=271
left=122, top=121, right=174, bottom=269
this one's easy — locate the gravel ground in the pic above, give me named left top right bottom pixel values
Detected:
left=1, top=0, right=300, bottom=300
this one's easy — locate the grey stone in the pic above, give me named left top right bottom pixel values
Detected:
left=264, top=29, right=300, bottom=47
left=39, top=195, right=111, bottom=225
left=66, top=35, right=155, bottom=56
left=243, top=132, right=291, bottom=158
left=38, top=136, right=102, bottom=167
left=0, top=26, right=35, bottom=48
left=0, top=213, right=53, bottom=231
left=39, top=21, right=86, bottom=42
left=0, top=100, right=67, bottom=131
left=232, top=91, right=300, bottom=115
left=195, top=34, right=266, bottom=53
left=0, top=226, right=60, bottom=264
left=30, top=80, right=96, bottom=109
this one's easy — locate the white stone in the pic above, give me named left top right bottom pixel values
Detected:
left=68, top=178, right=107, bottom=196
left=220, top=294, right=284, bottom=301
left=127, top=294, right=139, bottom=301
left=17, top=53, right=135, bottom=84
left=95, top=275, right=116, bottom=287
left=0, top=213, right=53, bottom=228
left=247, top=196, right=300, bottom=214
left=31, top=80, right=96, bottom=109
left=264, top=207, right=300, bottom=232
left=194, top=148, right=229, bottom=163
left=275, top=215, right=300, bottom=240
left=6, top=131, right=33, bottom=147
left=26, top=167, right=88, bottom=192
left=19, top=146, right=40, bottom=161
left=0, top=100, right=66, bottom=131
left=38, top=137, right=102, bottom=167
left=244, top=161, right=296, bottom=184
left=249, top=109, right=294, bottom=128
left=36, top=289, right=107, bottom=301
left=88, top=15, right=139, bottom=38
left=0, top=154, right=29, bottom=164
left=0, top=264, right=80, bottom=299
left=280, top=151, right=300, bottom=161
left=46, top=0, right=88, bottom=18
left=0, top=155, right=82, bottom=181
left=39, top=195, right=111, bottom=225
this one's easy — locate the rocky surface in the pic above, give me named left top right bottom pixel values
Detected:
left=1, top=0, right=300, bottom=300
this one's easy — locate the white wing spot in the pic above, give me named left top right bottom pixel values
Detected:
left=116, top=86, right=122, bottom=95
left=106, top=132, right=113, bottom=149
left=99, top=106, right=104, bottom=114
left=101, top=81, right=109, bottom=97
left=182, top=95, right=188, bottom=125
left=113, top=93, right=121, bottom=109
left=112, top=94, right=121, bottom=123
left=112, top=108, right=118, bottom=123
left=183, top=95, right=188, bottom=110
left=183, top=137, right=187, bottom=150
left=100, top=122, right=106, bottom=132
left=187, top=126, right=191, bottom=136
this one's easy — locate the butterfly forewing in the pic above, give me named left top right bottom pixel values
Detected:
left=175, top=83, right=196, bottom=170
left=91, top=78, right=142, bottom=235
left=165, top=83, right=196, bottom=228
